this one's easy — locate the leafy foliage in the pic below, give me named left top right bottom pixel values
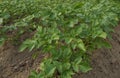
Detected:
left=0, top=0, right=120, bottom=78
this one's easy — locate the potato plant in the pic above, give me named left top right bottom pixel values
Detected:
left=0, top=0, right=120, bottom=78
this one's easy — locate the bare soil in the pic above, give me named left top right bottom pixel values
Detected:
left=0, top=26, right=120, bottom=78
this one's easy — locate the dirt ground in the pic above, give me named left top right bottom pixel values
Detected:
left=0, top=26, right=120, bottom=78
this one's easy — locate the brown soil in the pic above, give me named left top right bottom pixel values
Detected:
left=0, top=26, right=120, bottom=78
left=0, top=43, right=44, bottom=78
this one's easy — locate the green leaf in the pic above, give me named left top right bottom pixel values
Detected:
left=103, top=41, right=112, bottom=48
left=29, top=44, right=35, bottom=52
left=73, top=65, right=79, bottom=72
left=54, top=62, right=63, bottom=73
left=80, top=64, right=92, bottom=73
left=63, top=62, right=71, bottom=70
left=37, top=73, right=45, bottom=78
left=28, top=71, right=37, bottom=78
left=74, top=56, right=82, bottom=65
left=77, top=39, right=86, bottom=51
left=37, top=26, right=42, bottom=32
left=46, top=65, right=56, bottom=77
left=40, top=62, right=45, bottom=71
left=0, top=18, right=3, bottom=25
left=69, top=19, right=78, bottom=27
left=65, top=38, right=73, bottom=44
left=19, top=44, right=28, bottom=52
left=72, top=56, right=82, bottom=72
left=99, top=32, right=107, bottom=39
left=3, top=13, right=10, bottom=19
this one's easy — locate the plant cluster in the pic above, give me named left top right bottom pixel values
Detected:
left=0, top=0, right=120, bottom=78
